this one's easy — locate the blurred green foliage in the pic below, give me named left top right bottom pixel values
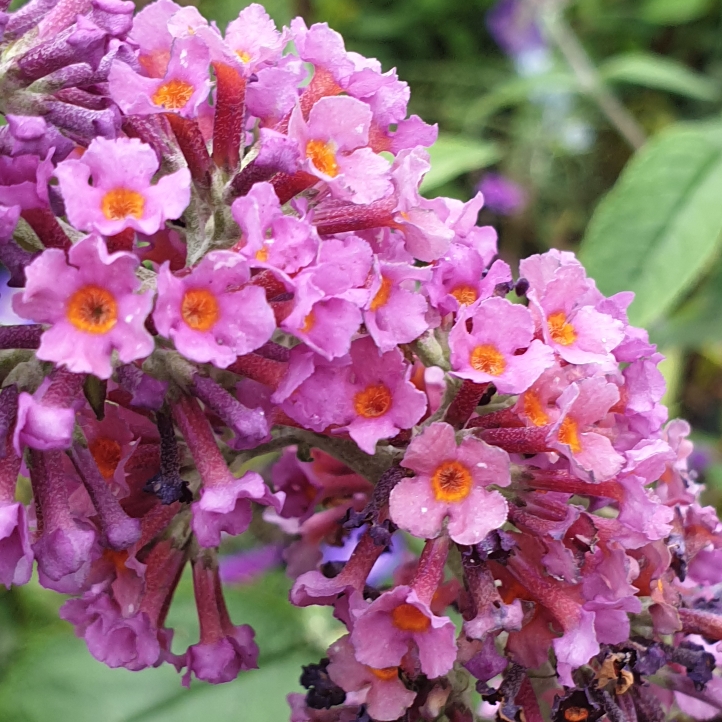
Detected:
left=8, top=0, right=722, bottom=719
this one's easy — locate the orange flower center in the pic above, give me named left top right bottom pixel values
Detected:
left=181, top=288, right=220, bottom=331
left=370, top=276, right=393, bottom=311
left=152, top=79, right=195, bottom=109
left=564, top=708, right=590, bottom=722
left=66, top=285, right=118, bottom=334
left=523, top=391, right=549, bottom=427
left=368, top=666, right=399, bottom=681
left=255, top=246, right=269, bottom=262
left=89, top=437, right=122, bottom=479
left=470, top=344, right=506, bottom=376
left=450, top=285, right=478, bottom=306
left=558, top=417, right=582, bottom=453
left=101, top=188, right=145, bottom=221
left=236, top=50, right=252, bottom=63
left=431, top=460, right=473, bottom=502
left=306, top=139, right=339, bottom=177
left=391, top=603, right=430, bottom=632
left=103, top=548, right=129, bottom=573
left=301, top=311, right=315, bottom=334
left=353, top=383, right=392, bottom=418
left=548, top=311, right=576, bottom=346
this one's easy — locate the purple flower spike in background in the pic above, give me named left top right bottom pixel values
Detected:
left=477, top=173, right=528, bottom=215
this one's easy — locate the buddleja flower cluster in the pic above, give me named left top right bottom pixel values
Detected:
left=1, top=0, right=721, bottom=719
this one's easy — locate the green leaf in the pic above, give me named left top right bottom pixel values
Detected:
left=641, top=0, right=713, bottom=24
left=599, top=52, right=719, bottom=102
left=0, top=632, right=311, bottom=722
left=578, top=123, right=722, bottom=328
left=0, top=571, right=332, bottom=722
left=652, top=260, right=722, bottom=348
left=421, top=134, right=501, bottom=193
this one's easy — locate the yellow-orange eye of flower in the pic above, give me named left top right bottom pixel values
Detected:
left=101, top=188, right=145, bottom=221
left=523, top=391, right=549, bottom=427
left=67, top=285, right=118, bottom=334
left=450, top=285, right=478, bottom=306
left=103, top=548, right=130, bottom=573
left=564, top=708, right=590, bottom=722
left=391, top=603, right=430, bottom=633
left=353, top=383, right=392, bottom=418
left=547, top=311, right=576, bottom=346
left=181, top=288, right=220, bottom=331
left=368, top=667, right=399, bottom=681
left=470, top=344, right=506, bottom=376
left=558, top=417, right=582, bottom=453
left=306, top=139, right=339, bottom=177
left=152, top=79, right=195, bottom=109
left=236, top=50, right=252, bottom=63
left=301, top=311, right=315, bottom=334
left=255, top=247, right=269, bottom=262
left=431, top=460, right=473, bottom=503
left=89, top=437, right=122, bottom=479
left=370, top=276, right=393, bottom=311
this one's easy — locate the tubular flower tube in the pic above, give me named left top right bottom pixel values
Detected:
left=0, top=2, right=721, bottom=715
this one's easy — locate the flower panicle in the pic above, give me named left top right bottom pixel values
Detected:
left=0, top=2, right=719, bottom=720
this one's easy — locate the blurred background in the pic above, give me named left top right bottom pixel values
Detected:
left=5, top=0, right=722, bottom=719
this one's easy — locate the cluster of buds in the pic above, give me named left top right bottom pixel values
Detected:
left=1, top=1, right=722, bottom=720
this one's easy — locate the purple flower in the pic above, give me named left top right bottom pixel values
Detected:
left=55, top=137, right=191, bottom=236
left=449, top=296, right=554, bottom=394
left=486, top=0, right=546, bottom=59
left=154, top=251, right=275, bottom=369
left=327, top=635, right=417, bottom=721
left=364, top=260, right=431, bottom=352
left=350, top=585, right=457, bottom=679
left=389, top=422, right=510, bottom=545
left=478, top=173, right=527, bottom=215
left=171, top=395, right=283, bottom=548
left=29, top=450, right=97, bottom=587
left=0, top=502, right=33, bottom=588
left=181, top=557, right=259, bottom=685
left=521, top=254, right=625, bottom=365
left=109, top=36, right=211, bottom=117
left=288, top=96, right=392, bottom=204
left=13, top=235, right=154, bottom=379
left=549, top=377, right=625, bottom=482
left=230, top=182, right=318, bottom=273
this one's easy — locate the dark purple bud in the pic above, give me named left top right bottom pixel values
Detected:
left=300, top=658, right=346, bottom=710
left=143, top=409, right=192, bottom=505
left=515, top=277, right=529, bottom=297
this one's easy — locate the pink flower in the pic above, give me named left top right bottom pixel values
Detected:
left=389, top=422, right=510, bottom=545
left=350, top=585, right=457, bottom=678
left=549, top=377, right=625, bottom=482
left=449, top=296, right=554, bottom=394
left=230, top=182, right=318, bottom=273
left=364, top=260, right=431, bottom=352
left=55, top=137, right=191, bottom=236
left=336, top=338, right=428, bottom=454
left=427, top=246, right=511, bottom=316
left=12, top=235, right=154, bottom=379
left=523, top=256, right=625, bottom=365
left=327, top=635, right=417, bottom=721
left=288, top=96, right=393, bottom=204
left=198, top=3, right=287, bottom=76
left=109, top=36, right=211, bottom=118
left=154, top=251, right=275, bottom=368
left=280, top=338, right=427, bottom=453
